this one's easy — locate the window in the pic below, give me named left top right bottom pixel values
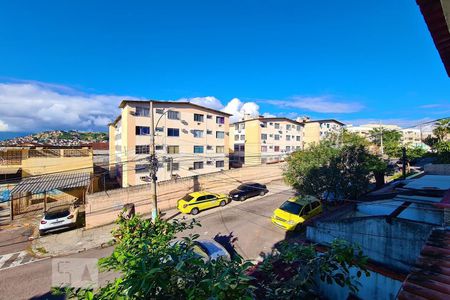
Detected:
left=216, top=116, right=225, bottom=124
left=194, top=161, right=204, bottom=169
left=286, top=135, right=291, bottom=141
left=135, top=164, right=149, bottom=173
left=274, top=134, right=280, bottom=140
left=297, top=125, right=301, bottom=131
left=156, top=127, right=164, bottom=132
left=207, top=130, right=212, bottom=135
left=327, top=123, right=330, bottom=128
left=168, top=110, right=180, bottom=120
left=155, top=108, right=164, bottom=114
left=194, top=114, right=204, bottom=122
left=240, top=123, right=245, bottom=129
left=167, top=146, right=179, bottom=154
left=261, top=146, right=267, bottom=152
left=216, top=160, right=225, bottom=168
left=261, top=134, right=267, bottom=140
left=214, top=146, right=224, bottom=153
left=234, top=135, right=239, bottom=141
left=135, top=126, right=150, bottom=135
left=135, top=145, right=150, bottom=154
left=311, top=201, right=320, bottom=210
left=301, top=204, right=312, bottom=216
left=168, top=128, right=180, bottom=137
left=286, top=146, right=291, bottom=152
left=261, top=122, right=267, bottom=128
left=207, top=145, right=213, bottom=150
left=296, top=136, right=301, bottom=141
left=194, top=146, right=204, bottom=153
left=206, top=160, right=213, bottom=166
left=274, top=123, right=280, bottom=129
left=207, top=114, right=212, bottom=119
left=234, top=144, right=240, bottom=151
left=193, top=130, right=204, bottom=138
left=239, top=145, right=245, bottom=151
left=216, top=131, right=225, bottom=139
left=240, top=135, right=245, bottom=140
left=135, top=107, right=149, bottom=116
left=155, top=145, right=164, bottom=151
left=167, top=162, right=180, bottom=171
left=286, top=124, right=291, bottom=130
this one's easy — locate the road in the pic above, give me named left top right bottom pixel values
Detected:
left=0, top=186, right=294, bottom=299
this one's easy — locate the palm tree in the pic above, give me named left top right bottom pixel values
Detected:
left=433, top=118, right=450, bottom=142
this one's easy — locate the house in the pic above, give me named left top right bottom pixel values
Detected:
left=229, top=117, right=304, bottom=167
left=306, top=173, right=450, bottom=299
left=108, top=100, right=231, bottom=187
left=302, top=119, right=344, bottom=148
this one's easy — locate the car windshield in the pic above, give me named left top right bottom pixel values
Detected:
left=45, top=208, right=70, bottom=220
left=279, top=201, right=303, bottom=215
left=237, top=184, right=250, bottom=190
left=182, top=194, right=194, bottom=201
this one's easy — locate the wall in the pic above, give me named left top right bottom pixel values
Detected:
left=318, top=266, right=402, bottom=300
left=244, top=119, right=261, bottom=166
left=424, top=163, right=450, bottom=175
left=303, top=122, right=320, bottom=148
left=307, top=216, right=433, bottom=272
left=85, top=163, right=285, bottom=228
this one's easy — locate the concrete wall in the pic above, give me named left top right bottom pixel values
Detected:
left=307, top=216, right=433, bottom=272
left=424, top=163, right=450, bottom=175
left=85, top=163, right=285, bottom=228
left=318, top=266, right=402, bottom=300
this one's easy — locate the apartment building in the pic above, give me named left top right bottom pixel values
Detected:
left=0, top=145, right=93, bottom=181
left=109, top=100, right=231, bottom=187
left=346, top=124, right=423, bottom=147
left=302, top=119, right=344, bottom=148
left=229, top=117, right=304, bottom=167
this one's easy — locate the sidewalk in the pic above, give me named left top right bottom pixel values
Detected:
left=31, top=180, right=291, bottom=257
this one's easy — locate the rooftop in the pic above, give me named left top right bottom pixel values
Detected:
left=11, top=172, right=91, bottom=194
left=304, top=119, right=345, bottom=126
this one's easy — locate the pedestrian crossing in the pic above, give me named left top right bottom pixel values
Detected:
left=0, top=251, right=46, bottom=271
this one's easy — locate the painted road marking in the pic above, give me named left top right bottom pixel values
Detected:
left=0, top=251, right=47, bottom=271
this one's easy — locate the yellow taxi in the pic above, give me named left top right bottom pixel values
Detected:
left=271, top=196, right=322, bottom=231
left=177, top=191, right=230, bottom=215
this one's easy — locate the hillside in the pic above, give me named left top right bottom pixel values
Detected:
left=0, top=130, right=108, bottom=147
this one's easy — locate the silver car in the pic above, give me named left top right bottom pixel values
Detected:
left=171, top=239, right=231, bottom=261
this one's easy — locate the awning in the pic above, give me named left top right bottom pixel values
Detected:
left=11, top=172, right=91, bottom=194
left=0, top=167, right=20, bottom=175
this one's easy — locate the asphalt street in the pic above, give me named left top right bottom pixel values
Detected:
left=0, top=186, right=294, bottom=299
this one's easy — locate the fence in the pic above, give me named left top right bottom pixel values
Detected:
left=85, top=163, right=286, bottom=228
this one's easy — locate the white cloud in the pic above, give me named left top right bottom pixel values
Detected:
left=265, top=96, right=363, bottom=113
left=182, top=96, right=260, bottom=123
left=0, top=120, right=8, bottom=131
left=0, top=82, right=131, bottom=132
left=262, top=112, right=276, bottom=118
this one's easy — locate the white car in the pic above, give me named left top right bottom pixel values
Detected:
left=39, top=205, right=79, bottom=235
left=170, top=239, right=231, bottom=262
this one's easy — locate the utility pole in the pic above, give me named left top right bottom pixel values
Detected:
left=149, top=101, right=159, bottom=222
left=402, top=147, right=407, bottom=179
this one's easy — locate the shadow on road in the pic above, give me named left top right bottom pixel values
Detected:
left=30, top=291, right=65, bottom=300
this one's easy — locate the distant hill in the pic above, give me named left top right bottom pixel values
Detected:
left=0, top=130, right=108, bottom=146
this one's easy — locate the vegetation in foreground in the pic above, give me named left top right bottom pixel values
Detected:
left=54, top=215, right=369, bottom=299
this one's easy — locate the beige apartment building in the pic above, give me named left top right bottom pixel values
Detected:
left=346, top=124, right=423, bottom=147
left=109, top=100, right=231, bottom=187
left=302, top=119, right=345, bottom=148
left=229, top=117, right=304, bottom=167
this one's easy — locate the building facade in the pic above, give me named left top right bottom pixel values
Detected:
left=0, top=145, right=93, bottom=181
left=229, top=117, right=304, bottom=167
left=109, top=100, right=231, bottom=187
left=302, top=119, right=344, bottom=148
left=346, top=124, right=423, bottom=147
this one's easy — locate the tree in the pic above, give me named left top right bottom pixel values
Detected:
left=365, top=155, right=388, bottom=188
left=285, top=143, right=372, bottom=201
left=369, top=128, right=402, bottom=158
left=55, top=216, right=369, bottom=299
left=250, top=240, right=369, bottom=299
left=433, top=118, right=450, bottom=142
left=406, top=146, right=427, bottom=163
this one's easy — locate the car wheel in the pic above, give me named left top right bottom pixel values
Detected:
left=219, top=200, right=226, bottom=207
left=191, top=208, right=199, bottom=215
left=239, top=196, right=246, bottom=201
left=39, top=230, right=45, bottom=236
left=259, top=191, right=266, bottom=196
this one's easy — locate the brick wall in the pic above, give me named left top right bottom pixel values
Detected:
left=85, top=163, right=285, bottom=228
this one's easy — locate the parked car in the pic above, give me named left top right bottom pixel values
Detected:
left=171, top=239, right=231, bottom=262
left=39, top=205, right=79, bottom=235
left=229, top=182, right=268, bottom=201
left=271, top=196, right=322, bottom=231
left=177, top=191, right=229, bottom=215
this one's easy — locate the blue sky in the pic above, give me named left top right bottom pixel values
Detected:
left=0, top=0, right=449, bottom=132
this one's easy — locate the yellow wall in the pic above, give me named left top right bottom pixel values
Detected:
left=303, top=123, right=320, bottom=148
left=244, top=119, right=261, bottom=166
